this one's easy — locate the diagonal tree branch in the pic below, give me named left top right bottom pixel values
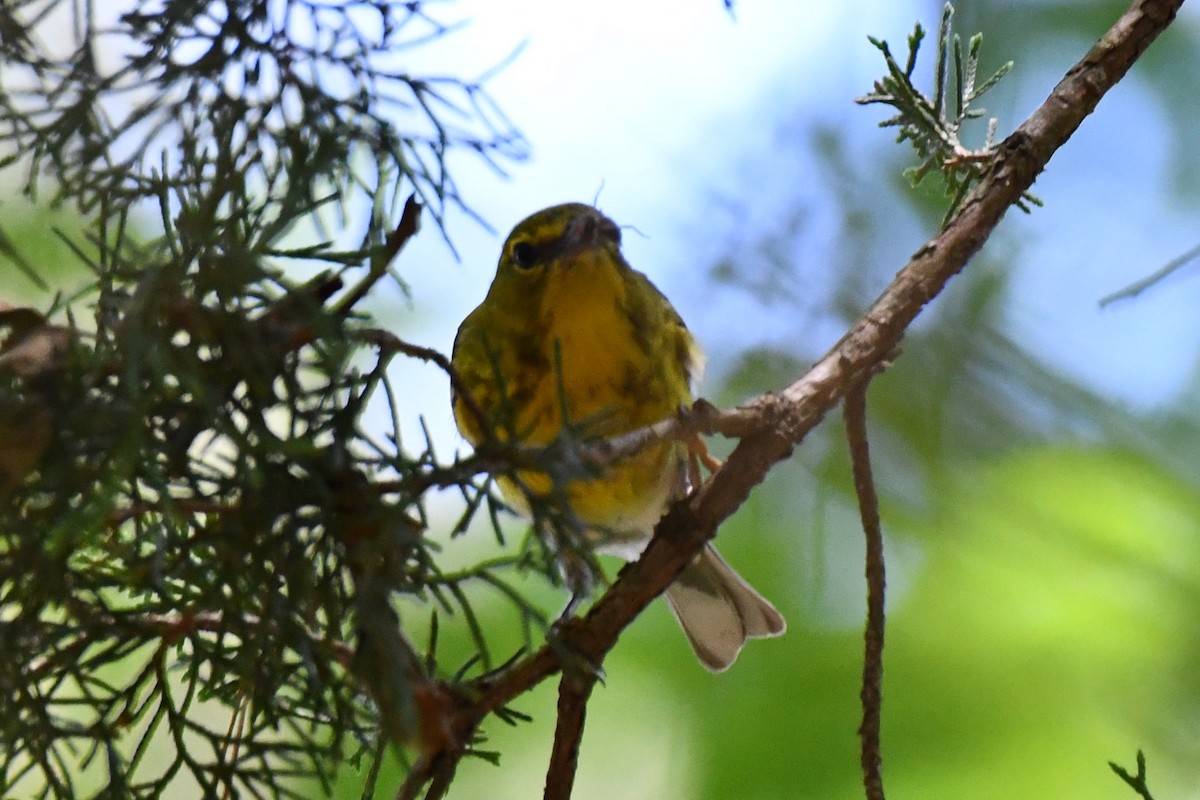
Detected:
left=396, top=0, right=1186, bottom=793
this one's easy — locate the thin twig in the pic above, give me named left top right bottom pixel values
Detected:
left=107, top=498, right=240, bottom=527
left=358, top=327, right=492, bottom=443
left=64, top=609, right=355, bottom=669
left=336, top=194, right=424, bottom=316
left=845, top=375, right=886, bottom=800
left=1109, top=750, right=1156, bottom=800
left=1100, top=240, right=1200, bottom=307
left=369, top=399, right=735, bottom=499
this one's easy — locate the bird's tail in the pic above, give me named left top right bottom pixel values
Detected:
left=663, top=543, right=786, bottom=672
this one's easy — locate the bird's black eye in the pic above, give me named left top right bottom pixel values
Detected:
left=511, top=241, right=536, bottom=269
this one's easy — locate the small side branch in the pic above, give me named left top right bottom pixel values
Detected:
left=845, top=378, right=886, bottom=800
left=1109, top=750, right=1156, bottom=800
left=358, top=327, right=492, bottom=441
left=335, top=194, right=424, bottom=316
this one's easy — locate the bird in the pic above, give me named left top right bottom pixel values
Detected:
left=451, top=202, right=784, bottom=671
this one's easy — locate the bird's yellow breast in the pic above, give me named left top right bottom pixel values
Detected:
left=522, top=249, right=670, bottom=440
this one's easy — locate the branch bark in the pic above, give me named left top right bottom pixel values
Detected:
left=399, top=0, right=1187, bottom=793
left=846, top=380, right=886, bottom=800
left=543, top=673, right=596, bottom=800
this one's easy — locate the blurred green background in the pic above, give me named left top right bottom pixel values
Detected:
left=6, top=0, right=1200, bottom=798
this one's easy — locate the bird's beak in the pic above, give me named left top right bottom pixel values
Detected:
left=559, top=209, right=621, bottom=262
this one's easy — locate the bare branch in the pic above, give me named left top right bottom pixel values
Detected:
left=335, top=194, right=425, bottom=316
left=1109, top=750, right=1156, bottom=800
left=846, top=378, right=886, bottom=800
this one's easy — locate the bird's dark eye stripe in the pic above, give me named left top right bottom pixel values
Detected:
left=511, top=240, right=537, bottom=268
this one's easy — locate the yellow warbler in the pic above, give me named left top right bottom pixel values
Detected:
left=451, top=203, right=784, bottom=671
